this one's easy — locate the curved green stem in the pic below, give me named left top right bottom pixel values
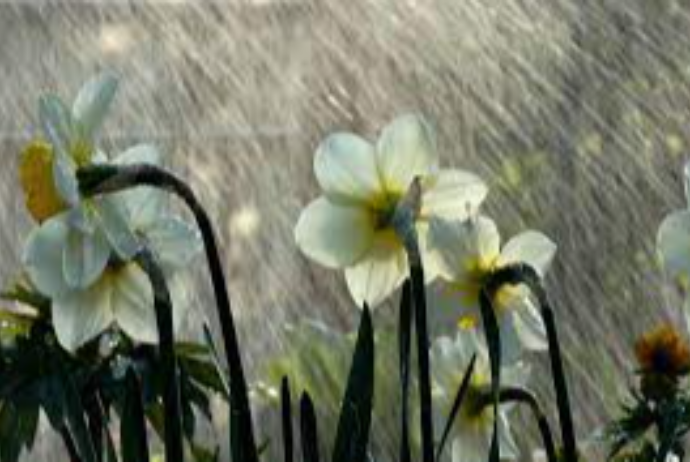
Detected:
left=79, top=164, right=258, bottom=462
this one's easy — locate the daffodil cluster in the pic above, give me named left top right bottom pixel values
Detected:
left=17, top=73, right=201, bottom=353
left=295, top=114, right=558, bottom=462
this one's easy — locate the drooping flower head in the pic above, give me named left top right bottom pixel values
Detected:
left=295, top=114, right=488, bottom=308
left=23, top=146, right=202, bottom=352
left=431, top=331, right=528, bottom=462
left=19, top=73, right=140, bottom=292
left=430, top=215, right=556, bottom=363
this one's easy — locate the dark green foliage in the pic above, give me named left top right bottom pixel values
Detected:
left=332, top=306, right=375, bottom=462
left=281, top=378, right=294, bottom=462
left=300, top=393, right=320, bottom=462
left=121, top=369, right=149, bottom=462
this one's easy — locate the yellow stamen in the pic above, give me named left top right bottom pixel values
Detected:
left=19, top=141, right=68, bottom=222
left=458, top=315, right=477, bottom=330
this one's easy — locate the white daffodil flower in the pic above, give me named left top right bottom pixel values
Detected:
left=429, top=215, right=556, bottom=363
left=658, top=162, right=690, bottom=330
left=33, top=73, right=140, bottom=288
left=431, top=331, right=528, bottom=462
left=295, top=114, right=488, bottom=308
left=23, top=146, right=201, bottom=352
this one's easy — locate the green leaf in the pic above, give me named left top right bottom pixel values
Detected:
left=300, top=393, right=320, bottom=462
left=0, top=401, right=38, bottom=462
left=332, top=306, right=374, bottom=462
left=121, top=368, right=150, bottom=462
left=63, top=375, right=98, bottom=462
left=281, top=377, right=293, bottom=462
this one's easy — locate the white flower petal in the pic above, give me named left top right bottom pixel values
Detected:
left=498, top=231, right=557, bottom=276
left=53, top=150, right=81, bottom=207
left=421, top=170, right=488, bottom=221
left=658, top=210, right=690, bottom=281
left=452, top=428, right=490, bottom=462
left=39, top=95, right=73, bottom=156
left=146, top=216, right=202, bottom=271
left=52, top=280, right=115, bottom=352
left=376, top=114, right=439, bottom=192
left=23, top=215, right=71, bottom=298
left=112, top=264, right=158, bottom=344
left=314, top=133, right=381, bottom=203
left=498, top=412, right=520, bottom=459
left=498, top=311, right=524, bottom=365
left=428, top=216, right=500, bottom=281
left=513, top=299, right=548, bottom=352
left=344, top=232, right=407, bottom=308
left=295, top=197, right=374, bottom=269
left=63, top=226, right=111, bottom=290
left=418, top=221, right=444, bottom=283
left=114, top=143, right=161, bottom=166
left=93, top=196, right=141, bottom=260
left=72, top=72, right=119, bottom=140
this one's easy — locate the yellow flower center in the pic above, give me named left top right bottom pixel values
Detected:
left=368, top=189, right=403, bottom=230
left=19, top=141, right=68, bottom=222
left=451, top=257, right=523, bottom=327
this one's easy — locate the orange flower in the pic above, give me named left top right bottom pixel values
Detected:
left=635, top=324, right=690, bottom=378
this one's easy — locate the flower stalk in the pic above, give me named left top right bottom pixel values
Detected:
left=79, top=162, right=259, bottom=462
left=393, top=177, right=435, bottom=462
left=486, top=263, right=578, bottom=462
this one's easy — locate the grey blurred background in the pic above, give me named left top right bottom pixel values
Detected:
left=2, top=0, right=690, bottom=459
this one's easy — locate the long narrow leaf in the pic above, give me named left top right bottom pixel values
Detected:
left=281, top=377, right=294, bottom=462
left=435, top=354, right=477, bottom=461
left=332, top=305, right=375, bottom=462
left=121, top=369, right=150, bottom=462
left=63, top=376, right=98, bottom=462
left=399, top=280, right=413, bottom=462
left=300, top=393, right=319, bottom=462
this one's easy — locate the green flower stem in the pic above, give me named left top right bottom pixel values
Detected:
left=497, top=387, right=558, bottom=462
left=135, top=248, right=184, bottom=462
left=487, top=264, right=578, bottom=462
left=478, top=287, right=502, bottom=462
left=393, top=178, right=434, bottom=462
left=79, top=163, right=259, bottom=462
left=399, top=280, right=413, bottom=462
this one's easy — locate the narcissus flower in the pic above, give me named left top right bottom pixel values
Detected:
left=658, top=162, right=690, bottom=328
left=431, top=331, right=528, bottom=462
left=429, top=215, right=556, bottom=363
left=295, top=114, right=488, bottom=308
left=23, top=147, right=201, bottom=352
left=20, top=73, right=141, bottom=290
